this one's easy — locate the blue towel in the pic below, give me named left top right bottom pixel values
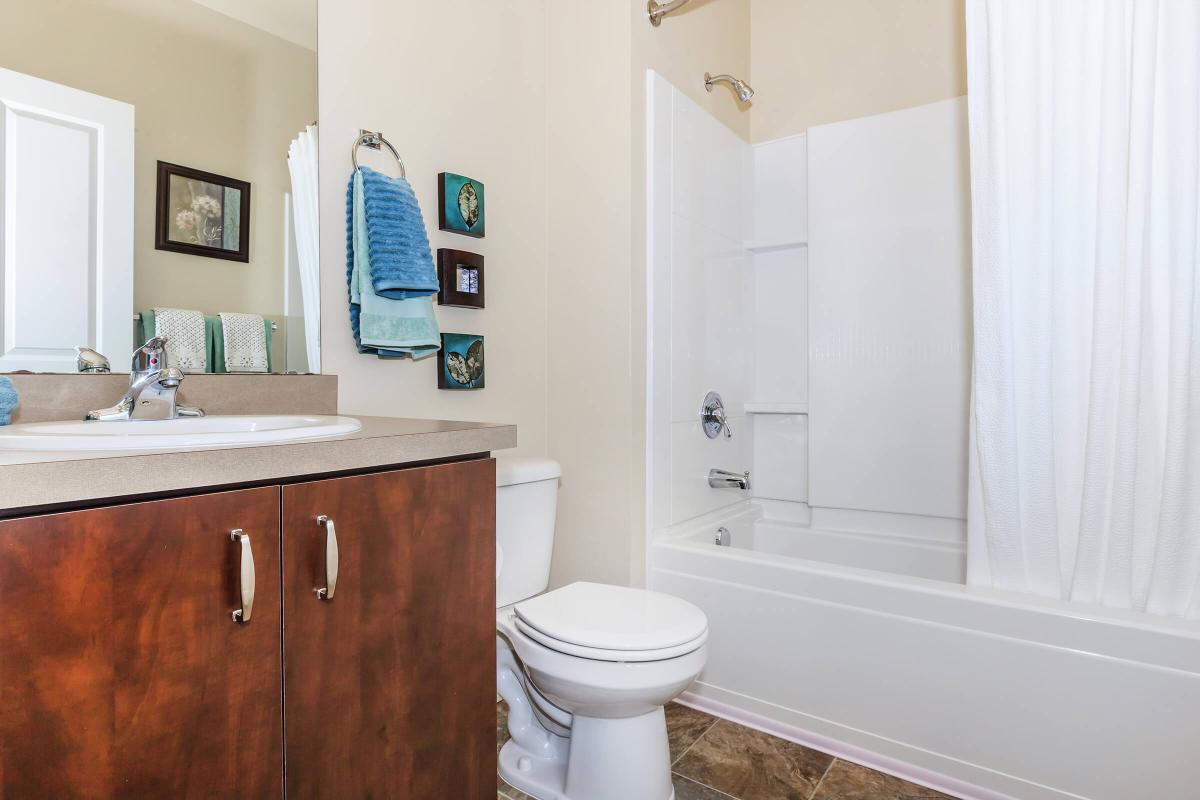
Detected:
left=347, top=171, right=441, bottom=359
left=0, top=376, right=17, bottom=425
left=357, top=167, right=439, bottom=299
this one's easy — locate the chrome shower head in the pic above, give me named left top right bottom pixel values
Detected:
left=704, top=72, right=755, bottom=103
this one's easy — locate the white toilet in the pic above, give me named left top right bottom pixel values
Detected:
left=496, top=456, right=708, bottom=800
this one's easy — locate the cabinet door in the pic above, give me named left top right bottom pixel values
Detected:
left=282, top=458, right=496, bottom=799
left=0, top=487, right=283, bottom=799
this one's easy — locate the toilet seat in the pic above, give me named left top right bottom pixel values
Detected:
left=513, top=581, right=709, bottom=661
left=514, top=616, right=707, bottom=662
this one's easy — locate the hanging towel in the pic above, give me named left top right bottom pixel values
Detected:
left=356, top=166, right=440, bottom=299
left=347, top=170, right=440, bottom=359
left=217, top=312, right=270, bottom=373
left=0, top=376, right=17, bottom=425
left=209, top=315, right=275, bottom=373
left=150, top=308, right=207, bottom=372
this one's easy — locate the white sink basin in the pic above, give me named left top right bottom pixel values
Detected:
left=0, top=415, right=362, bottom=452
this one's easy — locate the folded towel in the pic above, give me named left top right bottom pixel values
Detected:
left=347, top=170, right=440, bottom=359
left=150, top=307, right=207, bottom=372
left=217, top=312, right=270, bottom=373
left=0, top=376, right=17, bottom=425
left=209, top=315, right=274, bottom=373
left=357, top=167, right=439, bottom=299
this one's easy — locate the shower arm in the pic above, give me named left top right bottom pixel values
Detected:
left=648, top=0, right=692, bottom=26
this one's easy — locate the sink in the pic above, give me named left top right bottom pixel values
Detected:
left=0, top=415, right=362, bottom=452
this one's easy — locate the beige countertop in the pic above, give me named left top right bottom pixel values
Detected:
left=0, top=416, right=516, bottom=515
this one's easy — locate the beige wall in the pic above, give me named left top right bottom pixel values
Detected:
left=317, top=1, right=550, bottom=457
left=0, top=0, right=315, bottom=336
left=750, top=0, right=966, bottom=142
left=313, top=0, right=963, bottom=593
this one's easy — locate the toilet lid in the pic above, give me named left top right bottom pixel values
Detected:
left=514, top=582, right=708, bottom=653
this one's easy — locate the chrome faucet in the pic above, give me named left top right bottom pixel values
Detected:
left=84, top=336, right=205, bottom=421
left=708, top=469, right=750, bottom=491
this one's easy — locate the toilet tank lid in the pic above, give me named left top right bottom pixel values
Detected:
left=496, top=456, right=562, bottom=487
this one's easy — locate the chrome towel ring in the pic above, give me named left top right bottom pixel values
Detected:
left=351, top=129, right=405, bottom=177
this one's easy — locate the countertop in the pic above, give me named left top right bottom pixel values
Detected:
left=0, top=416, right=516, bottom=515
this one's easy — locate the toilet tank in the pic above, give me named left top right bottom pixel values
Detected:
left=495, top=456, right=561, bottom=608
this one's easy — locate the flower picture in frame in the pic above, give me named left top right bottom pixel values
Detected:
left=436, top=249, right=485, bottom=309
left=155, top=161, right=251, bottom=262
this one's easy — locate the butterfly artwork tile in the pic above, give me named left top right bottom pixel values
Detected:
left=438, top=333, right=485, bottom=390
left=438, top=172, right=485, bottom=238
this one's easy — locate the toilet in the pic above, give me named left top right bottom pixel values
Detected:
left=495, top=456, right=708, bottom=800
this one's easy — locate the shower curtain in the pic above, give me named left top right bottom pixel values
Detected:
left=287, top=124, right=322, bottom=373
left=966, top=0, right=1200, bottom=618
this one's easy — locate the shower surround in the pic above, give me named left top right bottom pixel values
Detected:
left=644, top=70, right=1200, bottom=800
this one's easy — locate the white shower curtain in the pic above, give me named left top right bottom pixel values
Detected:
left=287, top=124, right=322, bottom=373
left=966, top=0, right=1200, bottom=618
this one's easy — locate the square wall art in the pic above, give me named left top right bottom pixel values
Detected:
left=438, top=172, right=485, bottom=237
left=437, top=249, right=485, bottom=308
left=438, top=333, right=485, bottom=390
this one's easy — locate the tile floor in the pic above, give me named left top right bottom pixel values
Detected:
left=497, top=702, right=959, bottom=800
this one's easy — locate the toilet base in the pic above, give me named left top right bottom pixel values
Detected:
left=499, top=708, right=675, bottom=800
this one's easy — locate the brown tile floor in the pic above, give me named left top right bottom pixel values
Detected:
left=497, top=702, right=958, bottom=800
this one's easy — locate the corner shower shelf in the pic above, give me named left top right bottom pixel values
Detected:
left=744, top=238, right=808, bottom=254
left=745, top=402, right=809, bottom=415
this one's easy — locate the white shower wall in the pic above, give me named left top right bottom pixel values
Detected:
left=648, top=72, right=970, bottom=540
left=647, top=71, right=754, bottom=530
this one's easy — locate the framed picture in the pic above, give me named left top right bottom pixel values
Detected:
left=438, top=172, right=485, bottom=238
left=438, top=333, right=485, bottom=390
left=437, top=249, right=485, bottom=309
left=155, top=161, right=251, bottom=262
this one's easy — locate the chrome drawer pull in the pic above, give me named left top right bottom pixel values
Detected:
left=316, top=515, right=338, bottom=601
left=231, top=529, right=255, bottom=624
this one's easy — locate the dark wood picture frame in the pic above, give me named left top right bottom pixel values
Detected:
left=436, top=249, right=485, bottom=309
left=155, top=161, right=251, bottom=262
left=437, top=172, right=485, bottom=238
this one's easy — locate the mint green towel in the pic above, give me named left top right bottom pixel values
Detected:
left=138, top=310, right=274, bottom=372
left=350, top=170, right=440, bottom=359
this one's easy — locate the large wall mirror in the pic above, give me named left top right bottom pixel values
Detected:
left=0, top=0, right=320, bottom=375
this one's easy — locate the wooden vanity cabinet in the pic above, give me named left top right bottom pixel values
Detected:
left=0, top=457, right=496, bottom=800
left=0, top=486, right=284, bottom=799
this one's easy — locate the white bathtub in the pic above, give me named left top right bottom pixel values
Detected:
left=650, top=501, right=1200, bottom=800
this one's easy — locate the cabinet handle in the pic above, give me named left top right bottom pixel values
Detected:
left=231, top=529, right=255, bottom=624
left=315, top=515, right=338, bottom=601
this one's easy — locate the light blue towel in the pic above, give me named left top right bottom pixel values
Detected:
left=0, top=376, right=17, bottom=425
left=358, top=167, right=439, bottom=299
left=347, top=170, right=440, bottom=359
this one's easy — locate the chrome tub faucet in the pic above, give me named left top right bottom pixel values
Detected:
left=85, top=336, right=205, bottom=421
left=708, top=469, right=750, bottom=491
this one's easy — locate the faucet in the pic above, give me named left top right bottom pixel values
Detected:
left=84, top=336, right=205, bottom=421
left=708, top=469, right=750, bottom=491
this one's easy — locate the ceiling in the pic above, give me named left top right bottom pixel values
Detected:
left=189, top=0, right=316, bottom=51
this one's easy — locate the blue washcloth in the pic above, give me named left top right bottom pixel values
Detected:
left=357, top=167, right=439, bottom=299
left=347, top=171, right=440, bottom=359
left=0, top=376, right=17, bottom=425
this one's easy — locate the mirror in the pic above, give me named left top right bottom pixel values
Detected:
left=0, top=0, right=319, bottom=374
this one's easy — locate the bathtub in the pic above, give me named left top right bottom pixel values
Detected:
left=650, top=501, right=1200, bottom=800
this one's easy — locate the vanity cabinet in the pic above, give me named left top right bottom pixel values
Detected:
left=0, top=457, right=496, bottom=799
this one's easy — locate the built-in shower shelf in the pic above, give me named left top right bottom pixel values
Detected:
left=744, top=238, right=807, bottom=254
left=745, top=401, right=809, bottom=414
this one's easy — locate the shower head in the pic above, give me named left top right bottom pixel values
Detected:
left=704, top=73, right=755, bottom=103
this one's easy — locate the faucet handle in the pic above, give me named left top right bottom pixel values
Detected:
left=75, top=346, right=110, bottom=374
left=131, top=335, right=169, bottom=373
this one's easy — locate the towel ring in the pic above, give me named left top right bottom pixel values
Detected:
left=352, top=129, right=406, bottom=177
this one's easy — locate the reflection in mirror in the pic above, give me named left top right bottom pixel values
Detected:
left=0, top=0, right=319, bottom=374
